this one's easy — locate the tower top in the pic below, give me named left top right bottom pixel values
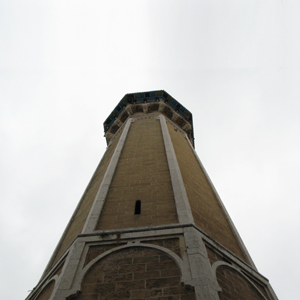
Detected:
left=103, top=90, right=195, bottom=146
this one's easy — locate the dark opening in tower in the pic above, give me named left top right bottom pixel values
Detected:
left=134, top=200, right=141, bottom=215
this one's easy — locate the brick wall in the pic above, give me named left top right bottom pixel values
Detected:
left=96, top=118, right=178, bottom=230
left=206, top=245, right=272, bottom=299
left=217, top=266, right=270, bottom=300
left=84, top=243, right=126, bottom=267
left=141, top=238, right=181, bottom=258
left=77, top=246, right=196, bottom=300
left=167, top=122, right=247, bottom=263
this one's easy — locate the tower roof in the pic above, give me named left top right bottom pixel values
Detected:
left=103, top=90, right=193, bottom=133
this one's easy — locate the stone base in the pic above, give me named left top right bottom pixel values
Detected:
left=26, top=225, right=277, bottom=300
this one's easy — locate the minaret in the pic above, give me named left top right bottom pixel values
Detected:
left=27, top=90, right=278, bottom=300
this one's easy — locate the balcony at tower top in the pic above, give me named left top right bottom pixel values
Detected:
left=103, top=90, right=193, bottom=134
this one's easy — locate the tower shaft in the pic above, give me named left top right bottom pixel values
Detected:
left=27, top=91, right=278, bottom=300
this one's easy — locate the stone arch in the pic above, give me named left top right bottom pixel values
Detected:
left=72, top=244, right=195, bottom=300
left=212, top=261, right=269, bottom=300
left=82, top=243, right=184, bottom=282
left=32, top=276, right=58, bottom=300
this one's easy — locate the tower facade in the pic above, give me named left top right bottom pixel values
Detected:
left=27, top=91, right=278, bottom=300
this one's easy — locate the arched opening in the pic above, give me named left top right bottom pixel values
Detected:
left=134, top=200, right=141, bottom=214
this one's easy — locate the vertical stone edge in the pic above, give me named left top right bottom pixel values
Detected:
left=159, top=115, right=221, bottom=299
left=159, top=115, right=194, bottom=225
left=184, top=134, right=257, bottom=270
left=183, top=227, right=221, bottom=300
left=40, top=135, right=117, bottom=279
left=50, top=239, right=86, bottom=300
left=82, top=118, right=132, bottom=234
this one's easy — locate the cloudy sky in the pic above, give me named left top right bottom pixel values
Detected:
left=0, top=1, right=299, bottom=299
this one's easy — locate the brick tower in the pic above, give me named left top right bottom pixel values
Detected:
left=27, top=91, right=278, bottom=300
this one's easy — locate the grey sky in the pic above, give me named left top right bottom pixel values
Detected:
left=0, top=1, right=299, bottom=299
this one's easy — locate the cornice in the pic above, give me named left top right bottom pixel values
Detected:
left=104, top=90, right=194, bottom=145
left=104, top=93, right=194, bottom=146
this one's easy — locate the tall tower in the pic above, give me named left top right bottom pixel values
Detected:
left=27, top=91, right=278, bottom=300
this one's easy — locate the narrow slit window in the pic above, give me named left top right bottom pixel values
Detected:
left=135, top=200, right=141, bottom=215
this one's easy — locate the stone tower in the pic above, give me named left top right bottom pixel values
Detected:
left=27, top=90, right=278, bottom=300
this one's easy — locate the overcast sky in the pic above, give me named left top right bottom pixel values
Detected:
left=0, top=1, right=299, bottom=299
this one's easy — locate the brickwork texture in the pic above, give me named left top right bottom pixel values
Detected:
left=141, top=238, right=182, bottom=258
left=167, top=122, right=247, bottom=263
left=77, top=246, right=196, bottom=300
left=217, top=266, right=270, bottom=300
left=96, top=118, right=178, bottom=230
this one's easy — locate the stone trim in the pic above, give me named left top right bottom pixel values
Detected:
left=26, top=275, right=58, bottom=300
left=79, top=223, right=267, bottom=282
left=105, top=100, right=194, bottom=145
left=54, top=241, right=86, bottom=291
left=81, top=223, right=185, bottom=238
left=131, top=113, right=160, bottom=120
left=90, top=223, right=268, bottom=282
left=41, top=129, right=117, bottom=278
left=159, top=115, right=194, bottom=224
left=47, top=276, right=59, bottom=300
left=84, top=243, right=184, bottom=282
left=183, top=227, right=221, bottom=300
left=46, top=240, right=86, bottom=300
left=82, top=118, right=132, bottom=233
left=184, top=134, right=257, bottom=270
left=203, top=238, right=267, bottom=283
left=41, top=223, right=266, bottom=288
left=32, top=224, right=273, bottom=300
left=212, top=261, right=277, bottom=300
left=32, top=252, right=69, bottom=298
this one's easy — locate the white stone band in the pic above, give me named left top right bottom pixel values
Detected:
left=159, top=114, right=194, bottom=225
left=82, top=118, right=132, bottom=233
